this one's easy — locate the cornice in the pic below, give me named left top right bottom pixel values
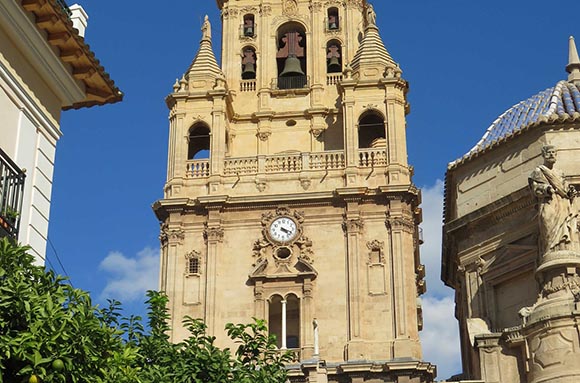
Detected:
left=0, top=0, right=85, bottom=107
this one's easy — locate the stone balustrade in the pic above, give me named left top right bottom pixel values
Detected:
left=326, top=73, right=343, bottom=86
left=239, top=79, right=256, bottom=92
left=186, top=149, right=388, bottom=178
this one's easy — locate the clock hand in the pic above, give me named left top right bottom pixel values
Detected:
left=280, top=227, right=290, bottom=234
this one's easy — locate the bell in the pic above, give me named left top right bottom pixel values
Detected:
left=280, top=55, right=305, bottom=77
left=242, top=62, right=256, bottom=79
left=328, top=57, right=341, bottom=73
left=329, top=21, right=338, bottom=30
left=244, top=26, right=254, bottom=36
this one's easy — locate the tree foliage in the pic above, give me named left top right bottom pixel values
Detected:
left=0, top=239, right=291, bottom=383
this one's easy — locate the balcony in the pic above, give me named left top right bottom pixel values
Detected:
left=185, top=148, right=390, bottom=179
left=0, top=148, right=26, bottom=239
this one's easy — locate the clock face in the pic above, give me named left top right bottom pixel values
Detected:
left=269, top=217, right=298, bottom=243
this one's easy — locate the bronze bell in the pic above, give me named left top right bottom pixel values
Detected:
left=242, top=63, right=256, bottom=79
left=244, top=26, right=254, bottom=36
left=327, top=57, right=341, bottom=73
left=329, top=21, right=338, bottom=30
left=280, top=55, right=305, bottom=77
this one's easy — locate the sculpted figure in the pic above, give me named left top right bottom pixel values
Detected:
left=202, top=15, right=211, bottom=40
left=365, top=3, right=377, bottom=27
left=529, top=145, right=579, bottom=255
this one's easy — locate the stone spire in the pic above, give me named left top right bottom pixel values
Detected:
left=566, top=36, right=580, bottom=84
left=186, top=15, right=223, bottom=89
left=351, top=4, right=396, bottom=79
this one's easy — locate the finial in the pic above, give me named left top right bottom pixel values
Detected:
left=567, top=36, right=580, bottom=84
left=173, top=78, right=180, bottom=92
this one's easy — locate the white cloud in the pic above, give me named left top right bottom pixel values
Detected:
left=99, top=247, right=159, bottom=302
left=420, top=296, right=462, bottom=380
left=419, top=180, right=462, bottom=380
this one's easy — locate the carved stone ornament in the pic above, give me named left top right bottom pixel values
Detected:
left=257, top=131, right=271, bottom=141
left=204, top=225, right=224, bottom=243
left=260, top=5, right=272, bottom=16
left=283, top=0, right=299, bottom=15
left=310, top=128, right=325, bottom=139
left=300, top=178, right=312, bottom=190
left=309, top=1, right=323, bottom=12
left=367, top=240, right=384, bottom=252
left=185, top=250, right=201, bottom=259
left=159, top=223, right=185, bottom=245
left=343, top=217, right=364, bottom=233
left=249, top=208, right=317, bottom=281
left=386, top=216, right=415, bottom=234
left=255, top=179, right=267, bottom=192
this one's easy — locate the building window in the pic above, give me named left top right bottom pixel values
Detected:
left=326, top=40, right=342, bottom=73
left=185, top=250, right=202, bottom=275
left=327, top=8, right=339, bottom=30
left=268, top=294, right=300, bottom=349
left=188, top=124, right=210, bottom=159
left=358, top=111, right=386, bottom=149
left=242, top=47, right=257, bottom=80
left=188, top=257, right=200, bottom=274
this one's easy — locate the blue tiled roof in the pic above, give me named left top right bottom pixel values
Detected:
left=454, top=81, right=580, bottom=165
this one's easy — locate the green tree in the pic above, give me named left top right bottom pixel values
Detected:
left=0, top=239, right=291, bottom=383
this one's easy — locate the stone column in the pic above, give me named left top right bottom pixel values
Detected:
left=343, top=201, right=364, bottom=358
left=281, top=299, right=288, bottom=349
left=204, top=219, right=224, bottom=336
left=159, top=224, right=185, bottom=342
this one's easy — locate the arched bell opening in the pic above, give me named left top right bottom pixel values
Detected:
left=358, top=111, right=386, bottom=149
left=241, top=47, right=257, bottom=80
left=242, top=14, right=255, bottom=37
left=188, top=124, right=211, bottom=159
left=326, top=40, right=342, bottom=74
left=276, top=22, right=307, bottom=89
left=327, top=7, right=339, bottom=30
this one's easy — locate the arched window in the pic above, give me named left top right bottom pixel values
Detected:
left=326, top=40, right=342, bottom=73
left=188, top=124, right=210, bottom=159
left=241, top=47, right=257, bottom=80
left=268, top=294, right=301, bottom=349
left=242, top=14, right=255, bottom=37
left=358, top=111, right=386, bottom=149
left=276, top=22, right=307, bottom=89
left=327, top=7, right=339, bottom=30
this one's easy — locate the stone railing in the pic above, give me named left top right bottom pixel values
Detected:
left=186, top=160, right=210, bottom=178
left=185, top=150, right=389, bottom=178
left=265, top=153, right=302, bottom=173
left=224, top=157, right=258, bottom=176
left=240, top=79, right=257, bottom=92
left=308, top=150, right=345, bottom=170
left=359, top=148, right=387, bottom=167
left=326, top=73, right=343, bottom=86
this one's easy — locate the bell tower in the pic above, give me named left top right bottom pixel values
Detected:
left=155, top=1, right=435, bottom=381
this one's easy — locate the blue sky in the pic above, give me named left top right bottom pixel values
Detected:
left=47, top=0, right=580, bottom=380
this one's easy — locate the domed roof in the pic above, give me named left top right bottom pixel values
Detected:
left=459, top=81, right=580, bottom=160
left=450, top=37, right=580, bottom=168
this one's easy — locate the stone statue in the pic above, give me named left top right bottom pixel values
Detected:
left=529, top=145, right=579, bottom=256
left=202, top=15, right=211, bottom=40
left=365, top=3, right=377, bottom=27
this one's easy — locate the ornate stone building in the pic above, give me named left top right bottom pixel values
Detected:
left=442, top=37, right=580, bottom=383
left=154, top=0, right=434, bottom=381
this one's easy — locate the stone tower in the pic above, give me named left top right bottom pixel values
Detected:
left=154, top=1, right=434, bottom=381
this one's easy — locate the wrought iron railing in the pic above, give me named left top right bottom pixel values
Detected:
left=273, top=75, right=309, bottom=90
left=0, top=147, right=26, bottom=239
